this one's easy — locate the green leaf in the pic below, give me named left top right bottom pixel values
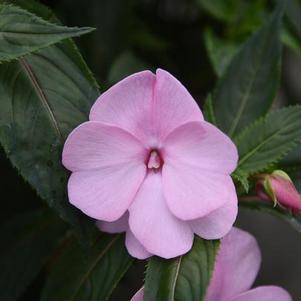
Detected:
left=281, top=26, right=301, bottom=56
left=0, top=1, right=99, bottom=235
left=285, top=0, right=301, bottom=41
left=240, top=201, right=301, bottom=234
left=212, top=6, right=283, bottom=137
left=203, top=94, right=216, bottom=124
left=0, top=3, right=94, bottom=63
left=108, top=51, right=150, bottom=84
left=144, top=237, right=219, bottom=301
left=0, top=209, right=67, bottom=301
left=197, top=0, right=240, bottom=22
left=232, top=171, right=249, bottom=193
left=235, top=106, right=301, bottom=176
left=41, top=234, right=133, bottom=301
left=204, top=29, right=239, bottom=77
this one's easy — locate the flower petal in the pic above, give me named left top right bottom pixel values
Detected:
left=205, top=228, right=261, bottom=301
left=162, top=162, right=233, bottom=220
left=129, top=172, right=193, bottom=259
left=131, top=288, right=144, bottom=301
left=89, top=71, right=155, bottom=143
left=162, top=121, right=238, bottom=174
left=189, top=182, right=237, bottom=239
left=96, top=212, right=129, bottom=233
left=62, top=121, right=146, bottom=172
left=153, top=69, right=203, bottom=141
left=68, top=162, right=146, bottom=221
left=126, top=231, right=152, bottom=259
left=230, top=286, right=292, bottom=301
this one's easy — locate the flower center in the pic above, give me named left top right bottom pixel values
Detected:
left=147, top=150, right=163, bottom=170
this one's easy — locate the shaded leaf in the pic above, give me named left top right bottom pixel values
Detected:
left=144, top=237, right=219, bottom=301
left=0, top=1, right=99, bottom=236
left=235, top=106, right=301, bottom=176
left=108, top=51, right=150, bottom=84
left=41, top=234, right=133, bottom=301
left=0, top=3, right=94, bottom=63
left=204, top=29, right=239, bottom=77
left=197, top=0, right=240, bottom=22
left=0, top=209, right=67, bottom=301
left=212, top=6, right=283, bottom=137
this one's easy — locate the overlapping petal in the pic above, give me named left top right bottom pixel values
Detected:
left=162, top=121, right=238, bottom=174
left=96, top=212, right=129, bottom=233
left=62, top=122, right=147, bottom=171
left=90, top=71, right=155, bottom=143
left=205, top=228, right=261, bottom=301
left=162, top=162, right=234, bottom=220
left=189, top=182, right=237, bottom=239
left=129, top=172, right=193, bottom=259
left=126, top=231, right=152, bottom=259
left=153, top=69, right=203, bottom=141
left=230, top=286, right=292, bottom=301
left=68, top=162, right=146, bottom=221
left=89, top=69, right=203, bottom=145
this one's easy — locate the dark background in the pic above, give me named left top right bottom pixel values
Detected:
left=1, top=0, right=301, bottom=300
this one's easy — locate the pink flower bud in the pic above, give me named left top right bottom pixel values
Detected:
left=256, top=170, right=301, bottom=212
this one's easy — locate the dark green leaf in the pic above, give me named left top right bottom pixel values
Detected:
left=0, top=1, right=99, bottom=236
left=41, top=234, right=133, bottom=301
left=203, top=94, right=216, bottom=124
left=0, top=3, right=94, bottom=63
left=0, top=209, right=67, bottom=301
left=240, top=201, right=301, bottom=234
left=212, top=6, right=283, bottom=137
left=197, top=0, right=240, bottom=22
left=108, top=51, right=150, bottom=84
left=204, top=29, right=239, bottom=77
left=235, top=106, right=301, bottom=176
left=144, top=237, right=219, bottom=301
left=285, top=0, right=301, bottom=41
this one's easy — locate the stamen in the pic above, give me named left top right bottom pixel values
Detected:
left=147, top=150, right=162, bottom=169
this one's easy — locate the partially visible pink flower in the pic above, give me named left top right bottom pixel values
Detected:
left=256, top=170, right=301, bottom=212
left=62, top=69, right=238, bottom=259
left=131, top=228, right=292, bottom=301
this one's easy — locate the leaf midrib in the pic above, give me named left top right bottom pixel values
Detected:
left=19, top=57, right=63, bottom=140
left=169, top=256, right=182, bottom=300
left=238, top=117, right=299, bottom=167
left=70, top=235, right=120, bottom=300
left=228, top=30, right=269, bottom=137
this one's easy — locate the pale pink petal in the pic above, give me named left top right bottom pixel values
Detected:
left=205, top=228, right=261, bottom=301
left=129, top=172, right=193, bottom=259
left=126, top=231, right=152, bottom=259
left=89, top=71, right=155, bottom=143
left=153, top=69, right=203, bottom=141
left=162, top=162, right=233, bottom=220
left=189, top=182, right=237, bottom=239
left=68, top=162, right=146, bottom=221
left=162, top=121, right=238, bottom=174
left=230, top=286, right=292, bottom=301
left=96, top=212, right=129, bottom=233
left=62, top=122, right=146, bottom=172
left=131, top=288, right=144, bottom=301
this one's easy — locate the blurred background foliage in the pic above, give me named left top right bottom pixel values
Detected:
left=2, top=0, right=301, bottom=300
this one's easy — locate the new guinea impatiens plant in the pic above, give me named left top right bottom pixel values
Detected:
left=1, top=0, right=301, bottom=300
left=62, top=69, right=238, bottom=259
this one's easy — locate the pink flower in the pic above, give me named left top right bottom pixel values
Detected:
left=62, top=69, right=238, bottom=259
left=131, top=228, right=292, bottom=301
left=256, top=170, right=301, bottom=212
